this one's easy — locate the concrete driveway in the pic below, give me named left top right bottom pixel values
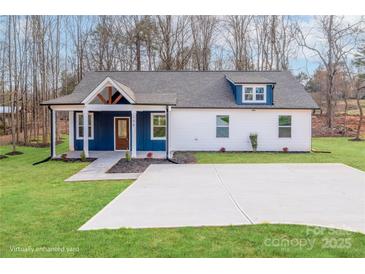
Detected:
left=79, top=163, right=365, bottom=233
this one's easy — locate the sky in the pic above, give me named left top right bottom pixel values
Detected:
left=289, top=15, right=364, bottom=75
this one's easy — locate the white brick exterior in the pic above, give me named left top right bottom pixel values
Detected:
left=169, top=108, right=312, bottom=152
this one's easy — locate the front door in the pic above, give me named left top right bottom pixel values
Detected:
left=115, top=117, right=129, bottom=150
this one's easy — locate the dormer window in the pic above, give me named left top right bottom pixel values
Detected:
left=242, top=85, right=266, bottom=103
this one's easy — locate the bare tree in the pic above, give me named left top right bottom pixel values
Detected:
left=190, top=16, right=218, bottom=71
left=297, top=15, right=364, bottom=128
left=68, top=16, right=92, bottom=82
left=352, top=43, right=365, bottom=140
left=8, top=16, right=17, bottom=152
left=1, top=15, right=363, bottom=149
left=156, top=15, right=177, bottom=70
left=224, top=16, right=253, bottom=70
left=174, top=16, right=191, bottom=70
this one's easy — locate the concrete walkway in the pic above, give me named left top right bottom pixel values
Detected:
left=65, top=151, right=140, bottom=182
left=79, top=163, right=365, bottom=233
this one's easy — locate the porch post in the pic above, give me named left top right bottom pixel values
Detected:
left=167, top=106, right=173, bottom=159
left=68, top=111, right=74, bottom=151
left=83, top=108, right=89, bottom=158
left=51, top=109, right=56, bottom=158
left=131, top=110, right=137, bottom=158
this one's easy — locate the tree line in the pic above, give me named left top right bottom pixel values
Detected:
left=0, top=15, right=364, bottom=152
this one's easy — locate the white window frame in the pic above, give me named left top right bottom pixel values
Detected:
left=216, top=115, right=230, bottom=138
left=76, top=112, right=94, bottom=140
left=242, top=85, right=266, bottom=103
left=150, top=113, right=166, bottom=140
left=278, top=115, right=292, bottom=138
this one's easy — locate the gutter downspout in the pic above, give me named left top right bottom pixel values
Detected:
left=33, top=106, right=53, bottom=165
left=166, top=105, right=178, bottom=164
left=165, top=105, right=168, bottom=160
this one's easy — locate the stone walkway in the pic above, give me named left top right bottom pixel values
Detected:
left=65, top=151, right=140, bottom=182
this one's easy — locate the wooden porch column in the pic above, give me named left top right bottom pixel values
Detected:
left=51, top=109, right=56, bottom=158
left=131, top=110, right=137, bottom=158
left=68, top=111, right=74, bottom=151
left=83, top=108, right=89, bottom=158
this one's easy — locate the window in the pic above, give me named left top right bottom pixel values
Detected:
left=244, top=87, right=253, bottom=101
left=255, top=87, right=265, bottom=101
left=216, top=115, right=229, bottom=138
left=151, top=113, right=166, bottom=140
left=242, top=86, right=266, bottom=103
left=76, top=113, right=94, bottom=140
left=278, top=115, right=292, bottom=138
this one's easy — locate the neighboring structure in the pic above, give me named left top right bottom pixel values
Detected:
left=0, top=106, right=20, bottom=134
left=41, top=71, right=318, bottom=158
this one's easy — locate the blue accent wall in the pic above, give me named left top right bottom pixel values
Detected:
left=112, top=92, right=131, bottom=104
left=235, top=85, right=243, bottom=103
left=228, top=80, right=274, bottom=105
left=266, top=84, right=273, bottom=105
left=74, top=111, right=131, bottom=151
left=228, top=80, right=237, bottom=101
left=137, top=111, right=166, bottom=151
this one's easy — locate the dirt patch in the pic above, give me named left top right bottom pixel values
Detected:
left=0, top=154, right=8, bottom=159
left=108, top=159, right=171, bottom=173
left=4, top=151, right=24, bottom=156
left=312, top=114, right=365, bottom=137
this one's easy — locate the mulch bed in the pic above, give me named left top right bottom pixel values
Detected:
left=0, top=154, right=8, bottom=159
left=172, top=152, right=197, bottom=164
left=107, top=158, right=171, bottom=173
left=107, top=152, right=197, bottom=174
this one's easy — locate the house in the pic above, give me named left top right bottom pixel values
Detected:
left=41, top=71, right=318, bottom=158
left=0, top=106, right=21, bottom=134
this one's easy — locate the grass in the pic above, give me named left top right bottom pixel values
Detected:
left=0, top=137, right=364, bottom=257
left=196, top=138, right=365, bottom=171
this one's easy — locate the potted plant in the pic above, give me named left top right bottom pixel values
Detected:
left=219, top=147, right=226, bottom=153
left=80, top=151, right=86, bottom=162
left=282, top=147, right=289, bottom=153
left=146, top=152, right=153, bottom=159
left=61, top=153, right=67, bottom=162
left=249, top=133, right=258, bottom=152
left=125, top=151, right=131, bottom=162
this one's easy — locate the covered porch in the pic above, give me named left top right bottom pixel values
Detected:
left=47, top=76, right=173, bottom=159
left=50, top=104, right=171, bottom=159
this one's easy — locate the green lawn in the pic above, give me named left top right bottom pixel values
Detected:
left=0, top=138, right=364, bottom=258
left=196, top=138, right=365, bottom=171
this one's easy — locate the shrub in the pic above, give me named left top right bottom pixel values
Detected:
left=146, top=152, right=153, bottom=159
left=125, top=151, right=131, bottom=162
left=219, top=147, right=226, bottom=153
left=80, top=151, right=86, bottom=162
left=282, top=147, right=289, bottom=153
left=249, top=133, right=258, bottom=152
left=61, top=153, right=67, bottom=161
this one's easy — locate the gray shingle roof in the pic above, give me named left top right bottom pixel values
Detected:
left=42, top=71, right=318, bottom=109
left=225, top=73, right=275, bottom=84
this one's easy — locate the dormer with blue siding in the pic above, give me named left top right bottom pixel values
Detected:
left=225, top=73, right=275, bottom=105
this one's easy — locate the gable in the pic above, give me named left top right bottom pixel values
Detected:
left=83, top=77, right=136, bottom=105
